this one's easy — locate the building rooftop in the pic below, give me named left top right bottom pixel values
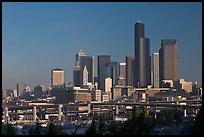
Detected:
left=161, top=39, right=177, bottom=45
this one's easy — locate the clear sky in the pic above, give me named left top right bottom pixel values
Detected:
left=2, top=2, right=202, bottom=90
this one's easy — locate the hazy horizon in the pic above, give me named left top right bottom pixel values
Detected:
left=2, top=2, right=202, bottom=90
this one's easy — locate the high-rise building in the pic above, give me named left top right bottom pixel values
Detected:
left=80, top=56, right=94, bottom=86
left=73, top=66, right=81, bottom=87
left=75, top=49, right=86, bottom=66
left=134, top=21, right=151, bottom=88
left=152, top=53, right=160, bottom=88
left=51, top=69, right=64, bottom=88
left=98, top=55, right=110, bottom=91
left=118, top=63, right=126, bottom=86
left=126, top=56, right=134, bottom=86
left=17, top=83, right=23, bottom=96
left=119, top=63, right=126, bottom=78
left=107, top=62, right=118, bottom=86
left=83, top=66, right=89, bottom=85
left=159, top=39, right=178, bottom=83
left=105, top=77, right=112, bottom=93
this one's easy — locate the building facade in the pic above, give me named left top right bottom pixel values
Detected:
left=51, top=69, right=64, bottom=88
left=97, top=55, right=110, bottom=91
left=80, top=56, right=94, bottom=87
left=159, top=39, right=178, bottom=83
left=73, top=66, right=81, bottom=87
left=126, top=56, right=134, bottom=86
left=134, top=21, right=151, bottom=88
left=152, top=52, right=160, bottom=88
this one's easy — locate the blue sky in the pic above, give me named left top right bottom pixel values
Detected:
left=2, top=2, right=202, bottom=90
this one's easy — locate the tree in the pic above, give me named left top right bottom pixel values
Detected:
left=47, top=122, right=62, bottom=135
left=121, top=106, right=155, bottom=135
left=2, top=123, right=15, bottom=135
left=191, top=106, right=203, bottom=135
left=86, top=113, right=97, bottom=135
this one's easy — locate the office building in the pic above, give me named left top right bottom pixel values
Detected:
left=98, top=55, right=110, bottom=91
left=119, top=63, right=126, bottom=78
left=105, top=77, right=112, bottom=93
left=80, top=56, right=94, bottom=86
left=134, top=21, right=151, bottom=88
left=126, top=56, right=134, bottom=86
left=90, top=90, right=102, bottom=102
left=51, top=69, right=64, bottom=88
left=17, top=83, right=23, bottom=96
left=75, top=49, right=86, bottom=66
left=73, top=66, right=81, bottom=87
left=118, top=62, right=126, bottom=86
left=83, top=66, right=89, bottom=86
left=159, top=39, right=178, bottom=82
left=152, top=53, right=160, bottom=88
left=107, top=62, right=118, bottom=86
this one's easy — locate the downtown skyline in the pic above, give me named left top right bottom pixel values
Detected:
left=2, top=2, right=202, bottom=90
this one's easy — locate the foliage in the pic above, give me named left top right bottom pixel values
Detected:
left=2, top=123, right=16, bottom=135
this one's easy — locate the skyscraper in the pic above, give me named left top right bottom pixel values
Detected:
left=134, top=21, right=151, bottom=88
left=126, top=56, right=134, bottom=86
left=51, top=69, right=64, bottom=88
left=152, top=52, right=160, bottom=88
left=159, top=39, right=178, bottom=84
left=75, top=49, right=86, bottom=66
left=98, top=55, right=110, bottom=91
left=73, top=66, right=81, bottom=87
left=17, top=83, right=23, bottom=96
left=83, top=66, right=88, bottom=85
left=119, top=63, right=126, bottom=79
left=118, top=63, right=126, bottom=86
left=80, top=56, right=94, bottom=86
left=107, top=62, right=118, bottom=86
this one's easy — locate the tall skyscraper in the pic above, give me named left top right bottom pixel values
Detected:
left=119, top=63, right=126, bottom=78
left=159, top=39, right=178, bottom=83
left=134, top=21, right=151, bottom=88
left=75, top=49, right=86, bottom=66
left=73, top=66, right=81, bottom=87
left=17, top=83, right=23, bottom=96
left=126, top=56, right=134, bottom=86
left=105, top=77, right=112, bottom=93
left=118, top=63, right=126, bottom=86
left=107, top=62, right=118, bottom=86
left=80, top=56, right=94, bottom=86
left=98, top=55, right=110, bottom=91
left=152, top=52, right=160, bottom=88
left=51, top=69, right=64, bottom=88
left=83, top=66, right=88, bottom=85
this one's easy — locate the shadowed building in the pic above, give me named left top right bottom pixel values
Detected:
left=73, top=66, right=81, bottom=87
left=134, top=21, right=151, bottom=88
left=80, top=56, right=94, bottom=87
left=159, top=39, right=178, bottom=83
left=17, top=83, right=23, bottom=97
left=126, top=56, right=134, bottom=86
left=98, top=55, right=110, bottom=91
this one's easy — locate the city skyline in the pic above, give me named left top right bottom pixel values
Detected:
left=2, top=2, right=202, bottom=90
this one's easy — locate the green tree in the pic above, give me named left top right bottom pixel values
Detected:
left=121, top=106, right=155, bottom=135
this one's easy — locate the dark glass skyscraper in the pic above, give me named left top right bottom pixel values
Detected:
left=98, top=55, right=110, bottom=91
left=134, top=21, right=151, bottom=88
left=126, top=56, right=134, bottom=86
left=159, top=39, right=178, bottom=83
left=80, top=56, right=94, bottom=87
